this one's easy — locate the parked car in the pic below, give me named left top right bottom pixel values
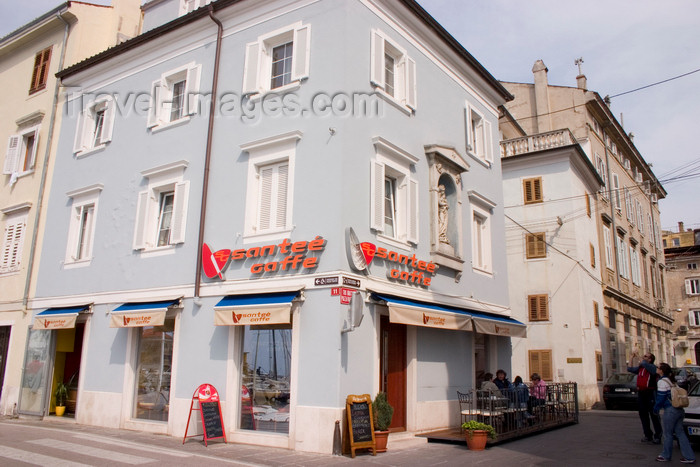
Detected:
left=603, top=373, right=638, bottom=410
left=673, top=367, right=698, bottom=391
left=683, top=378, right=700, bottom=442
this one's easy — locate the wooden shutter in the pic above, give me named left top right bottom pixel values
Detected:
left=585, top=193, right=591, bottom=216
left=132, top=190, right=149, bottom=250
left=528, top=294, right=548, bottom=321
left=170, top=181, right=189, bottom=244
left=523, top=177, right=542, bottom=204
left=370, top=160, right=385, bottom=231
left=30, top=47, right=52, bottom=93
left=407, top=178, right=418, bottom=243
left=242, top=41, right=261, bottom=95
left=291, top=24, right=311, bottom=82
left=529, top=350, right=553, bottom=381
left=593, top=302, right=599, bottom=326
left=526, top=232, right=546, bottom=259
left=370, top=30, right=384, bottom=88
left=590, top=243, right=596, bottom=268
left=3, top=135, right=20, bottom=174
left=404, top=56, right=417, bottom=110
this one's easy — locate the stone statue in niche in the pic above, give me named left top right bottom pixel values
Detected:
left=438, top=184, right=449, bottom=245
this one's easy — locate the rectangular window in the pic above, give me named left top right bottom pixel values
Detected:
left=528, top=349, right=553, bottom=381
left=595, top=351, right=603, bottom=381
left=370, top=29, right=416, bottom=111
left=75, top=204, right=95, bottom=260
left=686, top=278, right=700, bottom=296
left=240, top=324, right=292, bottom=434
left=148, top=62, right=201, bottom=130
left=383, top=176, right=397, bottom=237
left=689, top=263, right=698, bottom=270
left=690, top=310, right=700, bottom=327
left=170, top=80, right=186, bottom=122
left=624, top=316, right=631, bottom=334
left=472, top=206, right=492, bottom=272
left=608, top=310, right=616, bottom=329
left=636, top=200, right=644, bottom=234
left=3, top=126, right=40, bottom=177
left=74, top=97, right=115, bottom=155
left=528, top=294, right=549, bottom=321
left=636, top=319, right=643, bottom=337
left=586, top=193, right=591, bottom=217
left=156, top=192, right=175, bottom=247
left=29, top=47, right=52, bottom=94
left=525, top=232, right=546, bottom=259
left=1, top=211, right=27, bottom=273
left=243, top=23, right=310, bottom=96
left=257, top=162, right=289, bottom=233
left=612, top=173, right=621, bottom=211
left=523, top=177, right=543, bottom=204
left=594, top=302, right=599, bottom=327
left=603, top=225, right=613, bottom=269
left=616, top=234, right=629, bottom=279
left=595, top=154, right=608, bottom=197
left=630, top=247, right=641, bottom=286
left=624, top=188, right=633, bottom=223
left=65, top=185, right=102, bottom=265
left=465, top=105, right=493, bottom=163
left=590, top=243, right=596, bottom=268
left=133, top=319, right=174, bottom=422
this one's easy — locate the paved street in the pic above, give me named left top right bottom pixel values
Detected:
left=0, top=409, right=697, bottom=466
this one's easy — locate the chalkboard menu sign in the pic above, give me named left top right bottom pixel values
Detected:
left=183, top=384, right=226, bottom=447
left=345, top=394, right=376, bottom=457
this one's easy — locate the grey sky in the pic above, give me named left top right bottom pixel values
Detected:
left=3, top=0, right=699, bottom=231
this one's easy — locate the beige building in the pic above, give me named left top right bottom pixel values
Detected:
left=0, top=0, right=141, bottom=416
left=663, top=221, right=697, bottom=249
left=500, top=60, right=672, bottom=407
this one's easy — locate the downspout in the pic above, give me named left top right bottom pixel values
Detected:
left=22, top=10, right=70, bottom=308
left=194, top=5, right=223, bottom=298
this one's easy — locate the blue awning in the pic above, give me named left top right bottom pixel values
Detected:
left=372, top=293, right=526, bottom=337
left=34, top=305, right=90, bottom=329
left=214, top=291, right=300, bottom=326
left=36, top=305, right=90, bottom=316
left=113, top=299, right=180, bottom=313
left=111, top=299, right=180, bottom=328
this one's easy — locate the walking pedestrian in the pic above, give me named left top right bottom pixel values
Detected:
left=628, top=351, right=662, bottom=444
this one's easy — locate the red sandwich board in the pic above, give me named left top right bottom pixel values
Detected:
left=183, top=383, right=226, bottom=446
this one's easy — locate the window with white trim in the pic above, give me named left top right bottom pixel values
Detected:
left=612, top=173, right=621, bottom=211
left=3, top=125, right=40, bottom=180
left=370, top=29, right=416, bottom=112
left=636, top=200, right=644, bottom=235
left=242, top=22, right=310, bottom=96
left=73, top=96, right=115, bottom=155
left=616, top=234, right=629, bottom=279
left=630, top=246, right=641, bottom=286
left=465, top=105, right=493, bottom=163
left=470, top=198, right=493, bottom=273
left=241, top=132, right=300, bottom=241
left=180, top=0, right=211, bottom=16
left=133, top=161, right=190, bottom=250
left=148, top=62, right=202, bottom=130
left=688, top=263, right=698, bottom=270
left=1, top=207, right=28, bottom=274
left=689, top=310, right=700, bottom=327
left=370, top=137, right=418, bottom=245
left=65, top=184, right=103, bottom=265
left=686, top=278, right=700, bottom=296
left=595, top=153, right=608, bottom=198
left=624, top=188, right=633, bottom=223
left=603, top=224, right=613, bottom=269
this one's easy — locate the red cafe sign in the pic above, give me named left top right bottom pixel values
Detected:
left=202, top=236, right=326, bottom=279
left=357, top=241, right=436, bottom=287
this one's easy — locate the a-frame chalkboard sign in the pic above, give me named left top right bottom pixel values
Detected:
left=183, top=383, right=226, bottom=446
left=345, top=394, right=376, bottom=457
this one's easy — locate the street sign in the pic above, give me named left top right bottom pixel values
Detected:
left=342, top=277, right=360, bottom=288
left=315, top=276, right=339, bottom=286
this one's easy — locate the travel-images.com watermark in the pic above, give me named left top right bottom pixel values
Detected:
left=65, top=89, right=387, bottom=123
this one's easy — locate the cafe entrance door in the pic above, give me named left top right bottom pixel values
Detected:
left=380, top=315, right=406, bottom=431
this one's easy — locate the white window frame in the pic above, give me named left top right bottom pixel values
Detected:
left=465, top=104, right=493, bottom=165
left=148, top=62, right=202, bottom=131
left=133, top=160, right=190, bottom=252
left=241, top=131, right=301, bottom=242
left=73, top=96, right=115, bottom=156
left=3, top=125, right=40, bottom=180
left=370, top=137, right=419, bottom=247
left=612, top=172, right=621, bottom=211
left=469, top=192, right=495, bottom=275
left=595, top=153, right=608, bottom=198
left=636, top=200, right=644, bottom=235
left=370, top=29, right=416, bottom=113
left=616, top=234, right=629, bottom=279
left=689, top=310, right=700, bottom=327
left=686, top=278, right=700, bottom=296
left=603, top=224, right=613, bottom=269
left=630, top=246, right=641, bottom=286
left=1, top=204, right=30, bottom=275
left=180, top=0, right=211, bottom=16
left=242, top=22, right=311, bottom=97
left=624, top=188, right=634, bottom=223
left=64, top=184, right=103, bottom=267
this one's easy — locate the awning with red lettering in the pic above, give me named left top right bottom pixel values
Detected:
left=371, top=293, right=526, bottom=337
left=33, top=305, right=90, bottom=330
left=214, top=291, right=299, bottom=326
left=110, top=299, right=180, bottom=328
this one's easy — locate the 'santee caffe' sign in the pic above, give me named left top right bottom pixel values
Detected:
left=358, top=241, right=436, bottom=287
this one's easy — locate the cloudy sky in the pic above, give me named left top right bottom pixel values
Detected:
left=3, top=0, right=699, bottom=232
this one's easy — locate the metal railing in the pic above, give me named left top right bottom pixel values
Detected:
left=458, top=382, right=579, bottom=442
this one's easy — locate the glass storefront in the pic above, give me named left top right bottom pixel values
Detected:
left=133, top=319, right=174, bottom=422
left=18, top=329, right=53, bottom=415
left=240, top=324, right=292, bottom=434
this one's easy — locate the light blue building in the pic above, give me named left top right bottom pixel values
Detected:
left=25, top=0, right=521, bottom=453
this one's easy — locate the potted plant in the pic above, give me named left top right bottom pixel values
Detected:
left=461, top=420, right=496, bottom=451
left=54, top=382, right=69, bottom=417
left=373, top=392, right=394, bottom=453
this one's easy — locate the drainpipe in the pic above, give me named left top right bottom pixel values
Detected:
left=22, top=10, right=70, bottom=308
left=194, top=5, right=223, bottom=298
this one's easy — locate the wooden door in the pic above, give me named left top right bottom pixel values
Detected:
left=380, top=315, right=406, bottom=431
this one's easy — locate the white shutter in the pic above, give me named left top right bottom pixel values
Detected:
left=612, top=173, right=620, bottom=209
left=404, top=56, right=416, bottom=110
left=2, top=220, right=25, bottom=270
left=370, top=30, right=384, bottom=88
left=407, top=178, right=418, bottom=244
left=1, top=224, right=15, bottom=271
left=687, top=279, right=695, bottom=296
left=242, top=41, right=261, bottom=95
left=464, top=106, right=472, bottom=152
left=101, top=98, right=116, bottom=143
left=258, top=166, right=273, bottom=231
left=4, top=135, right=20, bottom=174
left=185, top=64, right=201, bottom=115
left=484, top=120, right=493, bottom=162
left=690, top=310, right=697, bottom=327
left=170, top=181, right=189, bottom=244
left=73, top=110, right=86, bottom=153
left=370, top=160, right=385, bottom=231
left=291, top=24, right=310, bottom=82
left=132, top=190, right=149, bottom=249
left=275, top=163, right=289, bottom=229
left=147, top=79, right=161, bottom=128
left=25, top=130, right=38, bottom=170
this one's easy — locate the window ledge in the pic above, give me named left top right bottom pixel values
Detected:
left=373, top=89, right=412, bottom=115
left=243, top=228, right=294, bottom=244
left=138, top=245, right=177, bottom=258
left=247, top=81, right=302, bottom=102
left=526, top=256, right=548, bottom=262
left=75, top=144, right=107, bottom=159
left=64, top=259, right=92, bottom=269
left=27, top=88, right=48, bottom=100
left=464, top=150, right=492, bottom=169
left=150, top=116, right=191, bottom=134
left=472, top=266, right=493, bottom=277
left=376, top=233, right=413, bottom=251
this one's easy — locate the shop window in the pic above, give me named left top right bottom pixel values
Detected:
left=133, top=319, right=174, bottom=422
left=148, top=62, right=201, bottom=131
left=29, top=47, right=52, bottom=94
left=528, top=349, right=552, bottom=381
left=3, top=125, right=40, bottom=180
left=523, top=177, right=542, bottom=204
left=1, top=206, right=28, bottom=274
left=243, top=22, right=310, bottom=96
left=240, top=324, right=292, bottom=434
left=528, top=294, right=549, bottom=321
left=65, top=184, right=103, bottom=266
left=370, top=30, right=416, bottom=112
left=525, top=232, right=546, bottom=259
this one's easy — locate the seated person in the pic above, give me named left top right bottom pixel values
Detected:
left=529, top=373, right=547, bottom=407
left=480, top=372, right=502, bottom=396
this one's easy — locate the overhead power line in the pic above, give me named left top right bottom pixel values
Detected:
left=608, top=68, right=700, bottom=99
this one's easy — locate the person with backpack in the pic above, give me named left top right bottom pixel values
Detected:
left=653, top=363, right=695, bottom=463
left=628, top=351, right=662, bottom=444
